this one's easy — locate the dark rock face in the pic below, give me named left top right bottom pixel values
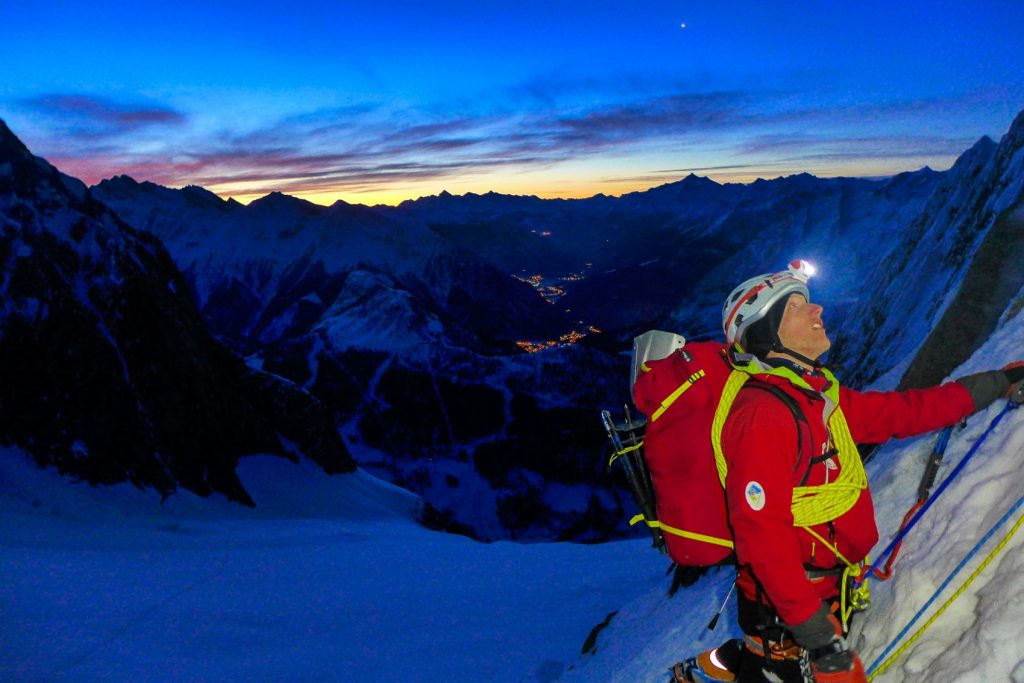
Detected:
left=0, top=119, right=355, bottom=504
left=896, top=114, right=1024, bottom=389
left=898, top=195, right=1024, bottom=389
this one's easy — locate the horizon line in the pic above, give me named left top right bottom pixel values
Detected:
left=94, top=165, right=935, bottom=209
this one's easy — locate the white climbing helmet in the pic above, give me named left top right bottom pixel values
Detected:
left=722, top=260, right=816, bottom=347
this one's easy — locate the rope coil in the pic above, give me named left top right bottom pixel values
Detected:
left=711, top=368, right=867, bottom=527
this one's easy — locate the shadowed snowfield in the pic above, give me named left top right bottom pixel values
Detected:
left=0, top=453, right=663, bottom=682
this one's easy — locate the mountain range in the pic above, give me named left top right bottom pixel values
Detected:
left=2, top=109, right=1023, bottom=540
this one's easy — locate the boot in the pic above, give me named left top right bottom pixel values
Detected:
left=810, top=650, right=867, bottom=683
left=669, top=640, right=740, bottom=682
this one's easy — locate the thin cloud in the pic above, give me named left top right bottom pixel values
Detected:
left=15, top=84, right=1006, bottom=200
left=552, top=92, right=749, bottom=148
left=17, top=94, right=187, bottom=134
left=653, top=164, right=761, bottom=173
left=742, top=134, right=977, bottom=161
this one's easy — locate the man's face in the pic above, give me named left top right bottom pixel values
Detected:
left=776, top=293, right=831, bottom=360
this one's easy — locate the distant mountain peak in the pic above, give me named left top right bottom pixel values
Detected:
left=247, top=191, right=321, bottom=213
left=0, top=118, right=34, bottom=162
left=180, top=184, right=226, bottom=207
left=1002, top=109, right=1024, bottom=148
left=0, top=118, right=88, bottom=201
left=109, top=174, right=140, bottom=186
left=640, top=173, right=722, bottom=196
left=969, top=135, right=997, bottom=153
left=678, top=172, right=720, bottom=187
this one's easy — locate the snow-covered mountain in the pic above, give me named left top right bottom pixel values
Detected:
left=0, top=120, right=354, bottom=506
left=382, top=171, right=945, bottom=336
left=91, top=178, right=569, bottom=353
left=91, top=173, right=627, bottom=542
left=87, top=111, right=1022, bottom=542
left=5, top=108, right=1024, bottom=543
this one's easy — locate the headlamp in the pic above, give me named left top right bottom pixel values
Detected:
left=788, top=259, right=817, bottom=281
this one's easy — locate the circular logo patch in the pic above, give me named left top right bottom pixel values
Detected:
left=745, top=481, right=766, bottom=511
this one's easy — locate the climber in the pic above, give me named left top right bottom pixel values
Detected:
left=679, top=260, right=1024, bottom=683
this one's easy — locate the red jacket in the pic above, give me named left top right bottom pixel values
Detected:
left=722, top=368, right=976, bottom=626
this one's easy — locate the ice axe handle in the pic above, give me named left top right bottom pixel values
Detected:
left=601, top=410, right=625, bottom=457
left=917, top=426, right=953, bottom=501
left=916, top=453, right=943, bottom=501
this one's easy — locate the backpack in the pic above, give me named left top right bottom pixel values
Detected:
left=624, top=332, right=812, bottom=566
left=631, top=336, right=737, bottom=565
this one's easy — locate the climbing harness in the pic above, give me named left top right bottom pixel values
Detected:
left=801, top=525, right=871, bottom=632
left=709, top=358, right=874, bottom=633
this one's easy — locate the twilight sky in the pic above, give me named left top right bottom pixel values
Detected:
left=2, top=0, right=1023, bottom=205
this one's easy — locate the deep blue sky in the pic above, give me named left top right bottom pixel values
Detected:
left=2, top=0, right=1023, bottom=204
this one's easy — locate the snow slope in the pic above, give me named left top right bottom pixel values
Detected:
left=0, top=451, right=662, bottom=682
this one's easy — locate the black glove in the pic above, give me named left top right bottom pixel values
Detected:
left=787, top=604, right=853, bottom=669
left=957, top=370, right=1010, bottom=412
left=1006, top=362, right=1024, bottom=405
left=1005, top=361, right=1024, bottom=384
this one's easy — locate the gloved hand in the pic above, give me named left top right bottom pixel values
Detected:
left=1005, top=361, right=1024, bottom=384
left=958, top=362, right=1024, bottom=410
left=1005, top=361, right=1024, bottom=405
left=787, top=605, right=867, bottom=683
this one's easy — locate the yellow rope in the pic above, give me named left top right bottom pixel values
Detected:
left=867, top=506, right=1024, bottom=680
left=607, top=440, right=643, bottom=467
left=801, top=526, right=871, bottom=630
left=801, top=525, right=859, bottom=569
left=711, top=368, right=867, bottom=527
left=791, top=405, right=867, bottom=526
